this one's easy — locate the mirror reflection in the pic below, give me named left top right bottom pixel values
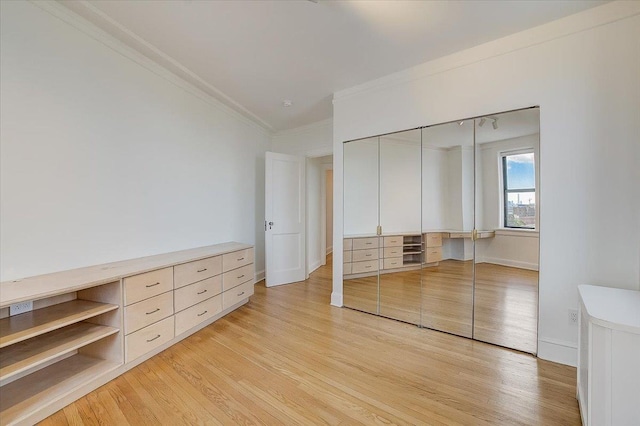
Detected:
left=342, top=107, right=540, bottom=354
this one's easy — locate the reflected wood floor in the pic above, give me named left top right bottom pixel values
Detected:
left=41, top=256, right=578, bottom=425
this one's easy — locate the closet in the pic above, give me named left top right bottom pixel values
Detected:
left=343, top=107, right=540, bottom=354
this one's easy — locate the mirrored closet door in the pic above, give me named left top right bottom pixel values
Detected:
left=421, top=121, right=475, bottom=338
left=473, top=109, right=540, bottom=353
left=342, top=107, right=540, bottom=354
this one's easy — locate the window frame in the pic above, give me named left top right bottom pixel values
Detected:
left=501, top=149, right=536, bottom=230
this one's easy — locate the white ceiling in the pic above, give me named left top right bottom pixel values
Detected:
left=60, top=1, right=607, bottom=131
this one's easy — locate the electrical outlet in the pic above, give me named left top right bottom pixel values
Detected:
left=10, top=301, right=33, bottom=316
left=568, top=309, right=578, bottom=325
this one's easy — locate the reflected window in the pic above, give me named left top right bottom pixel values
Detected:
left=502, top=151, right=535, bottom=229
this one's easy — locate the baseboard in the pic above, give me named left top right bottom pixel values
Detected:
left=308, top=260, right=322, bottom=275
left=331, top=291, right=343, bottom=307
left=254, top=269, right=265, bottom=283
left=537, top=337, right=577, bottom=367
left=326, top=246, right=333, bottom=255
left=476, top=257, right=539, bottom=271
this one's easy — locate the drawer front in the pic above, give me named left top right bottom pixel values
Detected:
left=343, top=251, right=352, bottom=263
left=124, top=267, right=174, bottom=306
left=351, top=259, right=379, bottom=274
left=425, top=233, right=443, bottom=247
left=125, top=316, right=174, bottom=363
left=352, top=237, right=379, bottom=250
left=352, top=248, right=379, bottom=262
left=222, top=248, right=254, bottom=272
left=175, top=294, right=223, bottom=336
left=343, top=263, right=352, bottom=275
left=174, top=256, right=222, bottom=289
left=425, top=247, right=443, bottom=263
left=383, top=247, right=403, bottom=258
left=383, top=236, right=403, bottom=247
left=125, top=291, right=174, bottom=334
left=343, top=239, right=353, bottom=251
left=174, top=275, right=222, bottom=312
left=222, top=280, right=254, bottom=310
left=222, top=263, right=254, bottom=291
left=383, top=257, right=403, bottom=269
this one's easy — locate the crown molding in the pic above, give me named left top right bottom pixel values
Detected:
left=333, top=1, right=640, bottom=102
left=35, top=0, right=272, bottom=135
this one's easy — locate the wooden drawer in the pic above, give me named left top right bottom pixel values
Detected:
left=125, top=316, right=174, bottom=363
left=124, top=291, right=174, bottom=334
left=352, top=237, right=379, bottom=250
left=383, top=236, right=403, bottom=247
left=351, top=260, right=379, bottom=274
left=174, top=275, right=222, bottom=313
left=175, top=294, right=222, bottom=336
left=222, top=280, right=254, bottom=310
left=425, top=247, right=443, bottom=263
left=383, top=247, right=403, bottom=258
left=222, top=263, right=253, bottom=291
left=343, top=263, right=352, bottom=275
left=343, top=239, right=353, bottom=251
left=222, top=248, right=254, bottom=272
left=352, top=248, right=379, bottom=262
left=343, top=251, right=352, bottom=263
left=425, top=233, right=443, bottom=247
left=174, top=256, right=222, bottom=289
left=383, top=257, right=403, bottom=269
left=123, top=267, right=173, bottom=306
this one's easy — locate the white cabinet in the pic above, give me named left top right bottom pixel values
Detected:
left=577, top=285, right=640, bottom=426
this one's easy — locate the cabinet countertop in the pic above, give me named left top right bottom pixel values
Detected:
left=578, top=285, right=640, bottom=334
left=1, top=242, right=253, bottom=308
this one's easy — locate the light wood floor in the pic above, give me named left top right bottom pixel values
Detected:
left=344, top=260, right=538, bottom=353
left=40, top=256, right=578, bottom=425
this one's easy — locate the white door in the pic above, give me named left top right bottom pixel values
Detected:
left=265, top=152, right=306, bottom=287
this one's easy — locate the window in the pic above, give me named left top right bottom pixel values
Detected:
left=502, top=151, right=536, bottom=229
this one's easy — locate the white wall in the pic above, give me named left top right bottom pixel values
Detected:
left=332, top=2, right=640, bottom=366
left=0, top=1, right=269, bottom=282
left=271, top=119, right=333, bottom=157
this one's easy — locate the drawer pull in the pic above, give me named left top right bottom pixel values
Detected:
left=365, top=254, right=372, bottom=257
left=146, top=308, right=160, bottom=315
left=197, top=310, right=208, bottom=317
left=197, top=268, right=207, bottom=273
left=238, top=291, right=245, bottom=296
left=237, top=274, right=245, bottom=279
left=366, top=242, right=372, bottom=245
left=197, top=289, right=208, bottom=295
left=147, top=334, right=161, bottom=342
left=146, top=282, right=160, bottom=288
left=237, top=257, right=245, bottom=261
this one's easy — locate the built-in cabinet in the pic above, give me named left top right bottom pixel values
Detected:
left=0, top=242, right=254, bottom=425
left=343, top=107, right=540, bottom=353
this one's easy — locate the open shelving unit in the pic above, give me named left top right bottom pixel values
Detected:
left=402, top=235, right=424, bottom=266
left=0, top=281, right=122, bottom=426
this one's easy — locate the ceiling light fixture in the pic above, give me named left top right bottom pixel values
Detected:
left=282, top=100, right=293, bottom=107
left=458, top=121, right=464, bottom=126
left=492, top=117, right=499, bottom=130
left=478, top=117, right=486, bottom=127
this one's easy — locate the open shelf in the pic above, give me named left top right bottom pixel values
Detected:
left=0, top=300, right=118, bottom=349
left=0, top=354, right=120, bottom=425
left=0, top=323, right=119, bottom=384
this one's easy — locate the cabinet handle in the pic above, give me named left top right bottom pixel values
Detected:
left=197, top=268, right=207, bottom=273
left=197, top=310, right=208, bottom=317
left=238, top=291, right=245, bottom=296
left=146, top=308, right=160, bottom=315
left=146, top=282, right=160, bottom=288
left=365, top=254, right=371, bottom=257
left=366, top=242, right=372, bottom=245
left=237, top=274, right=245, bottom=279
left=237, top=257, right=245, bottom=261
left=147, top=334, right=161, bottom=342
left=197, top=289, right=207, bottom=295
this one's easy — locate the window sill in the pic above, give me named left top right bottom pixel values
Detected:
left=495, top=228, right=539, bottom=237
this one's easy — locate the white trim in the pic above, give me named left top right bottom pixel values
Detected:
left=334, top=1, right=640, bottom=101
left=475, top=258, right=538, bottom=271
left=254, top=270, right=265, bottom=283
left=32, top=0, right=271, bottom=135
left=308, top=260, right=322, bottom=275
left=331, top=291, right=343, bottom=307
left=537, top=337, right=578, bottom=367
left=326, top=246, right=333, bottom=255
